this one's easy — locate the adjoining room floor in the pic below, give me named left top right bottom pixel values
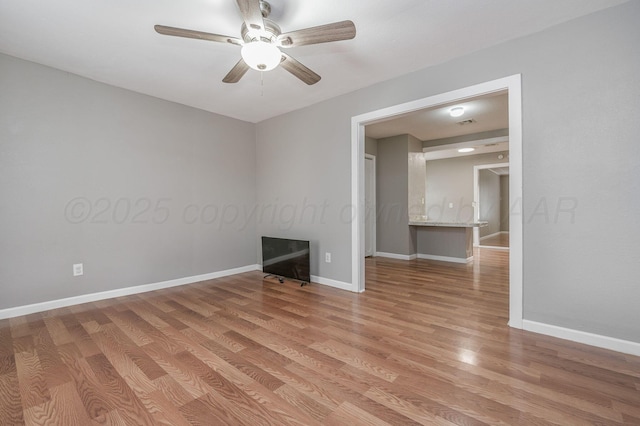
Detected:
left=1, top=248, right=638, bottom=424
left=479, top=232, right=510, bottom=248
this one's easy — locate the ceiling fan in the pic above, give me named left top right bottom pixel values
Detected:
left=154, top=0, right=356, bottom=85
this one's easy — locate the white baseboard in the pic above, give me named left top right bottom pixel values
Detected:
left=375, top=252, right=417, bottom=261
left=522, top=320, right=640, bottom=357
left=417, top=254, right=472, bottom=264
left=480, top=231, right=508, bottom=240
left=478, top=246, right=509, bottom=251
left=0, top=264, right=261, bottom=320
left=310, top=275, right=354, bottom=292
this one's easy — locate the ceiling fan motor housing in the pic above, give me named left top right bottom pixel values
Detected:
left=241, top=19, right=281, bottom=43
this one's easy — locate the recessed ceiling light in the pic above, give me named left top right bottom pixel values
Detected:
left=449, top=106, right=465, bottom=117
left=458, top=148, right=475, bottom=153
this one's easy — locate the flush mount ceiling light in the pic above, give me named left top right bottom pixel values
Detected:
left=449, top=106, right=465, bottom=117
left=458, top=147, right=475, bottom=153
left=241, top=40, right=281, bottom=71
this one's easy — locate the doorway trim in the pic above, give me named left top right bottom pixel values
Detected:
left=473, top=163, right=510, bottom=247
left=364, top=154, right=377, bottom=258
left=351, top=74, right=523, bottom=329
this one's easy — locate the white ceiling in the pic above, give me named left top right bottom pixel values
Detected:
left=366, top=91, right=509, bottom=141
left=0, top=0, right=627, bottom=123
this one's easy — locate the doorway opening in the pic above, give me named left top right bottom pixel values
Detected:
left=474, top=163, right=510, bottom=249
left=351, top=75, right=523, bottom=328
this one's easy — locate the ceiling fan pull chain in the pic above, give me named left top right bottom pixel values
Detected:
left=261, top=71, right=264, bottom=97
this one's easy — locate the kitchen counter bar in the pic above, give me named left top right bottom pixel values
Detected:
left=409, top=221, right=487, bottom=263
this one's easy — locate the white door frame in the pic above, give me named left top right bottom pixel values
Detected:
left=364, top=154, right=376, bottom=257
left=351, top=74, right=523, bottom=329
left=473, top=163, right=510, bottom=246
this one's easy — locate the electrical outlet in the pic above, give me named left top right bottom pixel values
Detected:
left=73, top=263, right=83, bottom=276
left=325, top=252, right=331, bottom=263
left=449, top=202, right=454, bottom=209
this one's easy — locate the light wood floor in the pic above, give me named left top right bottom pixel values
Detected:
left=479, top=232, right=509, bottom=248
left=2, top=249, right=639, bottom=425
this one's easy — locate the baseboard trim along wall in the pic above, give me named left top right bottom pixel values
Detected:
left=310, top=275, right=354, bottom=292
left=480, top=231, right=508, bottom=240
left=375, top=252, right=418, bottom=261
left=375, top=252, right=472, bottom=264
left=5, top=267, right=638, bottom=357
left=417, top=254, right=473, bottom=264
left=0, top=264, right=261, bottom=320
left=523, top=320, right=640, bottom=357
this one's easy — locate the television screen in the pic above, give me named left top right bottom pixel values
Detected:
left=261, top=236, right=310, bottom=283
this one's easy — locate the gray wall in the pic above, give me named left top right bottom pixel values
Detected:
left=256, top=2, right=640, bottom=342
left=500, top=175, right=510, bottom=232
left=407, top=134, right=425, bottom=215
left=416, top=227, right=473, bottom=260
left=425, top=153, right=507, bottom=223
left=374, top=135, right=414, bottom=256
left=479, top=169, right=501, bottom=237
left=3, top=2, right=639, bottom=344
left=0, top=54, right=257, bottom=309
left=365, top=136, right=378, bottom=156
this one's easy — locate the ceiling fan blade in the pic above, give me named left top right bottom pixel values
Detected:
left=280, top=53, right=321, bottom=85
left=277, top=20, right=356, bottom=48
left=236, top=0, right=265, bottom=33
left=223, top=59, right=250, bottom=83
left=155, top=25, right=242, bottom=45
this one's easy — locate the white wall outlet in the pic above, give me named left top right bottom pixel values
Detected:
left=449, top=202, right=454, bottom=209
left=73, top=263, right=83, bottom=276
left=325, top=252, right=332, bottom=263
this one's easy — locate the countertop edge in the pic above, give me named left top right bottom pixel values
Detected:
left=408, top=221, right=489, bottom=228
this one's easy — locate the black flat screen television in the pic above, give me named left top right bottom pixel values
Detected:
left=261, top=236, right=310, bottom=283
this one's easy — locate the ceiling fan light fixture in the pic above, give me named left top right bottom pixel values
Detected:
left=449, top=106, right=465, bottom=117
left=241, top=40, right=281, bottom=71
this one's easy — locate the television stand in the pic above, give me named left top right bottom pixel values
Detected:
left=263, top=274, right=308, bottom=287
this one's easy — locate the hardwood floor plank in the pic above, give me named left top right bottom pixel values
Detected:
left=23, top=381, right=93, bottom=426
left=153, top=374, right=197, bottom=407
left=200, top=339, right=285, bottom=392
left=91, top=409, right=128, bottom=426
left=178, top=393, right=239, bottom=425
left=85, top=353, right=157, bottom=425
left=14, top=348, right=50, bottom=409
left=323, top=400, right=398, bottom=425
left=57, top=344, right=115, bottom=421
left=274, top=383, right=334, bottom=421
left=2, top=249, right=639, bottom=424
left=0, top=354, right=15, bottom=376
left=364, top=385, right=484, bottom=426
left=309, top=339, right=400, bottom=382
left=140, top=389, right=191, bottom=426
left=143, top=342, right=211, bottom=400
left=0, top=370, right=24, bottom=425
left=42, top=316, right=74, bottom=346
